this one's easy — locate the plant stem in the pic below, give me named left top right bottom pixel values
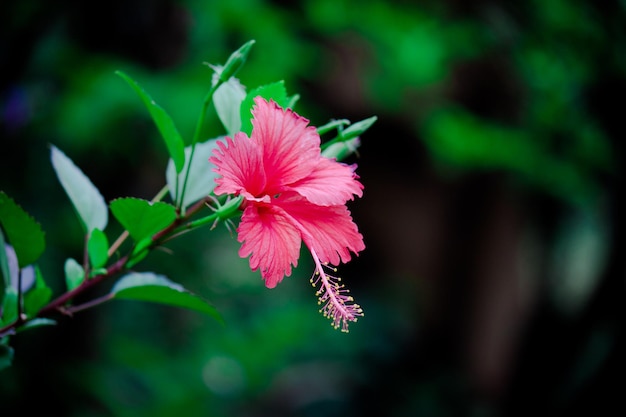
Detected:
left=179, top=39, right=256, bottom=212
left=37, top=193, right=204, bottom=319
left=108, top=231, right=129, bottom=258
left=151, top=195, right=214, bottom=243
left=107, top=184, right=169, bottom=257
left=38, top=255, right=129, bottom=316
left=0, top=192, right=240, bottom=337
left=178, top=83, right=220, bottom=214
left=64, top=293, right=115, bottom=315
left=0, top=255, right=128, bottom=337
left=179, top=195, right=243, bottom=231
left=152, top=184, right=170, bottom=203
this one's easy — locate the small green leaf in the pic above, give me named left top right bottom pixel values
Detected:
left=87, top=228, right=109, bottom=269
left=64, top=258, right=85, bottom=291
left=111, top=272, right=222, bottom=323
left=213, top=77, right=246, bottom=136
left=116, top=71, right=186, bottom=173
left=50, top=146, right=108, bottom=233
left=0, top=230, right=9, bottom=307
left=16, top=318, right=56, bottom=333
left=1, top=287, right=17, bottom=325
left=90, top=268, right=107, bottom=278
left=166, top=138, right=221, bottom=210
left=0, top=192, right=45, bottom=268
left=24, top=266, right=52, bottom=317
left=109, top=198, right=176, bottom=242
left=0, top=342, right=14, bottom=371
left=240, top=81, right=296, bottom=135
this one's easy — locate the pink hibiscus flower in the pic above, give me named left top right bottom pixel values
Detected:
left=209, top=96, right=365, bottom=331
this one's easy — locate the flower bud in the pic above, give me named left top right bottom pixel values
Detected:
left=340, top=116, right=377, bottom=141
left=219, top=40, right=256, bottom=83
left=321, top=137, right=361, bottom=161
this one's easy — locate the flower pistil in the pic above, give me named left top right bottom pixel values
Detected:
left=310, top=248, right=363, bottom=332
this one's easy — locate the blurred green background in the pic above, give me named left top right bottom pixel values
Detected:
left=1, top=0, right=624, bottom=416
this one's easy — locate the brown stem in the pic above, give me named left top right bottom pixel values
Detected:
left=38, top=254, right=128, bottom=316
left=151, top=196, right=211, bottom=242
left=0, top=195, right=214, bottom=338
left=108, top=230, right=129, bottom=258
left=64, top=293, right=115, bottom=315
left=0, top=253, right=130, bottom=337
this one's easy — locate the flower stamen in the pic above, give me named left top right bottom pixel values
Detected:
left=309, top=249, right=363, bottom=332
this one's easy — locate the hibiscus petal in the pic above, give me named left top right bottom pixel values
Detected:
left=250, top=97, right=320, bottom=189
left=289, top=157, right=363, bottom=206
left=276, top=194, right=365, bottom=266
left=209, top=133, right=266, bottom=197
left=237, top=204, right=302, bottom=288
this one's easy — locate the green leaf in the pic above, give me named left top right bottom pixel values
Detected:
left=24, top=266, right=52, bottom=317
left=109, top=198, right=176, bottom=242
left=87, top=228, right=109, bottom=269
left=166, top=138, right=221, bottom=210
left=240, top=81, right=296, bottom=135
left=111, top=272, right=222, bottom=323
left=0, top=229, right=9, bottom=308
left=213, top=77, right=246, bottom=136
left=16, top=318, right=56, bottom=333
left=1, top=287, right=17, bottom=325
left=116, top=71, right=186, bottom=173
left=64, top=258, right=85, bottom=291
left=0, top=342, right=14, bottom=371
left=0, top=192, right=45, bottom=268
left=90, top=268, right=107, bottom=278
left=50, top=145, right=108, bottom=233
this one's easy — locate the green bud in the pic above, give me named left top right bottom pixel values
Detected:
left=316, top=119, right=350, bottom=136
left=219, top=40, right=256, bottom=83
left=319, top=116, right=376, bottom=160
left=340, top=116, right=377, bottom=141
left=217, top=195, right=244, bottom=221
left=321, top=137, right=361, bottom=161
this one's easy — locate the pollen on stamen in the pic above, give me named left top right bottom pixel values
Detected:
left=309, top=263, right=363, bottom=333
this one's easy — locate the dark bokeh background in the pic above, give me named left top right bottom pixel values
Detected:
left=1, top=0, right=624, bottom=416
